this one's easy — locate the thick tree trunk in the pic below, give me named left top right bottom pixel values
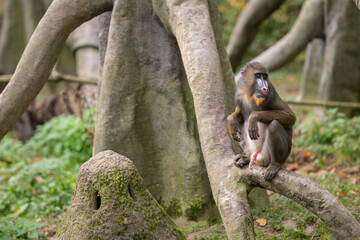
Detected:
left=252, top=0, right=324, bottom=72
left=0, top=0, right=26, bottom=74
left=318, top=0, right=360, bottom=115
left=209, top=0, right=270, bottom=210
left=22, top=0, right=46, bottom=41
left=297, top=38, right=324, bottom=101
left=94, top=0, right=211, bottom=208
left=97, top=11, right=111, bottom=91
left=68, top=17, right=100, bottom=108
left=157, top=0, right=256, bottom=238
left=0, top=0, right=113, bottom=140
left=226, top=0, right=285, bottom=72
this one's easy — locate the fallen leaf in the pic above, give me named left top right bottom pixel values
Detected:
left=292, top=163, right=299, bottom=170
left=336, top=192, right=347, bottom=195
left=256, top=218, right=267, bottom=226
left=34, top=157, right=42, bottom=162
left=334, top=169, right=347, bottom=176
left=285, top=163, right=299, bottom=171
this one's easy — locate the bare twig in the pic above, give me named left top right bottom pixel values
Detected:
left=0, top=72, right=97, bottom=85
left=286, top=99, right=360, bottom=109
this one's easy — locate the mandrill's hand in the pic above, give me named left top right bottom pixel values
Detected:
left=248, top=117, right=259, bottom=140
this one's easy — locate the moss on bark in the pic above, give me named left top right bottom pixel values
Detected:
left=55, top=150, right=185, bottom=240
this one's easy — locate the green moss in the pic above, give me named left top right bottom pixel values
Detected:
left=55, top=229, right=65, bottom=236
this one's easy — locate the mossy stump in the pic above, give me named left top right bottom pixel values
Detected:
left=55, top=150, right=185, bottom=239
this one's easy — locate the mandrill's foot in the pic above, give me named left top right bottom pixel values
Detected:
left=264, top=163, right=281, bottom=180
left=234, top=154, right=250, bottom=168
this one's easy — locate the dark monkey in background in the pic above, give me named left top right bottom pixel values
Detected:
left=228, top=62, right=296, bottom=180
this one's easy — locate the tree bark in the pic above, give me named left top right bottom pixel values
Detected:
left=0, top=0, right=26, bottom=74
left=252, top=0, right=324, bottom=72
left=0, top=0, right=113, bottom=140
left=157, top=0, right=256, bottom=238
left=22, top=0, right=47, bottom=41
left=97, top=11, right=112, bottom=91
left=297, top=38, right=324, bottom=101
left=318, top=0, right=360, bottom=116
left=94, top=0, right=212, bottom=207
left=226, top=0, right=285, bottom=72
left=238, top=166, right=360, bottom=239
left=68, top=17, right=100, bottom=108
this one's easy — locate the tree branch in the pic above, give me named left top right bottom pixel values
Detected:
left=226, top=0, right=285, bottom=72
left=287, top=99, right=360, bottom=109
left=0, top=72, right=97, bottom=85
left=0, top=0, right=112, bottom=141
left=251, top=0, right=324, bottom=72
left=237, top=166, right=360, bottom=239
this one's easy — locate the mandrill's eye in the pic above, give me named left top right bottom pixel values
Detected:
left=256, top=73, right=261, bottom=78
left=263, top=74, right=268, bottom=80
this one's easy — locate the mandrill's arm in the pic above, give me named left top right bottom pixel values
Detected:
left=227, top=106, right=243, bottom=142
left=248, top=98, right=296, bottom=140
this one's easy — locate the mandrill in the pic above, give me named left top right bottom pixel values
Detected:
left=228, top=62, right=296, bottom=180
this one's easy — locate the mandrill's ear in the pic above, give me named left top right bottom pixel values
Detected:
left=240, top=68, right=245, bottom=76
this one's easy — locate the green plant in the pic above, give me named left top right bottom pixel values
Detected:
left=24, top=110, right=94, bottom=160
left=186, top=195, right=205, bottom=221
left=296, top=109, right=360, bottom=161
left=165, top=198, right=183, bottom=217
left=0, top=216, right=42, bottom=240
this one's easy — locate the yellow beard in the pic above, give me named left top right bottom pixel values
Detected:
left=246, top=94, right=265, bottom=106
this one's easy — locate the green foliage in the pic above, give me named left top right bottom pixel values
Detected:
left=0, top=216, right=42, bottom=240
left=0, top=108, right=96, bottom=237
left=186, top=195, right=205, bottom=221
left=165, top=198, right=183, bottom=217
left=296, top=109, right=360, bottom=162
left=218, top=0, right=246, bottom=44
left=24, top=110, right=94, bottom=160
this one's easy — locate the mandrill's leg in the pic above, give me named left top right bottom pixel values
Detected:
left=262, top=120, right=292, bottom=180
left=234, top=154, right=250, bottom=168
